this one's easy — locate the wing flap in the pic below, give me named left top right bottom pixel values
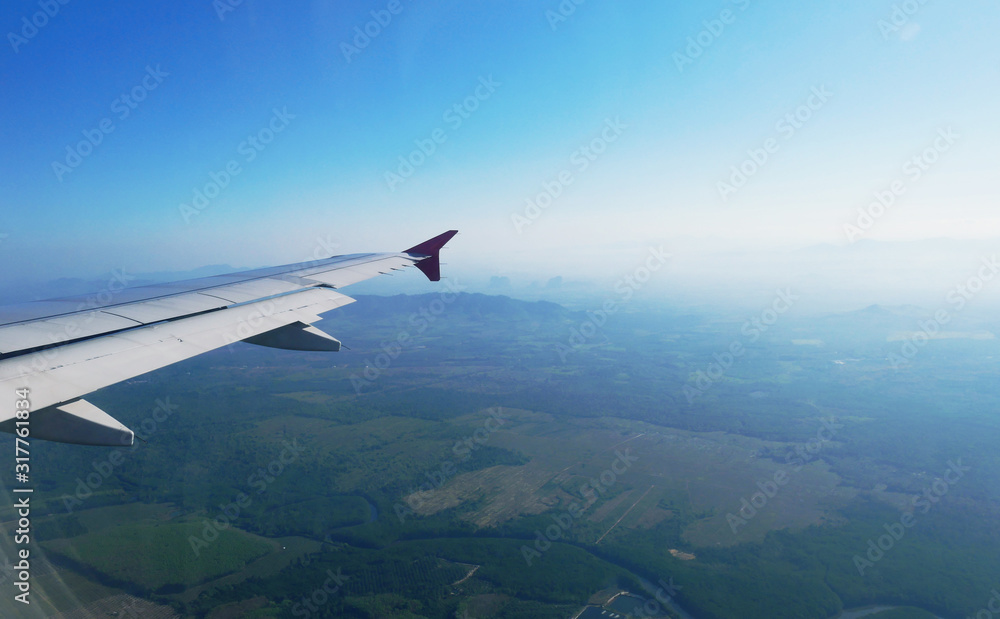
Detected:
left=0, top=231, right=458, bottom=445
left=196, top=279, right=304, bottom=304
left=0, top=256, right=412, bottom=356
left=0, top=232, right=458, bottom=358
left=0, top=288, right=355, bottom=422
left=0, top=399, right=135, bottom=447
left=0, top=312, right=141, bottom=355
left=301, top=255, right=415, bottom=288
left=104, top=292, right=235, bottom=324
left=244, top=322, right=342, bottom=352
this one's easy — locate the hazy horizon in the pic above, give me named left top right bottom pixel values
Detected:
left=5, top=234, right=1000, bottom=318
left=3, top=1, right=998, bottom=305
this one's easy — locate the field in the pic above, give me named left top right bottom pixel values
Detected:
left=42, top=522, right=274, bottom=592
left=1, top=294, right=999, bottom=618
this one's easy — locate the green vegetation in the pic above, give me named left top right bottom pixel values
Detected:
left=7, top=294, right=1000, bottom=618
left=42, top=522, right=272, bottom=593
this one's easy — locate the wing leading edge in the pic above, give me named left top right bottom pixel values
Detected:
left=0, top=230, right=458, bottom=446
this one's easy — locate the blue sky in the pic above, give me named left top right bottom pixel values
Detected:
left=1, top=0, right=998, bottom=296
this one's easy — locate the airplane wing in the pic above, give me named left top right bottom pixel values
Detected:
left=0, top=230, right=458, bottom=446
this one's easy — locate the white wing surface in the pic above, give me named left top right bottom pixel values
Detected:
left=0, top=231, right=458, bottom=446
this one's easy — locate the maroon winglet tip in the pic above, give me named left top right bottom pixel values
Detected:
left=404, top=230, right=458, bottom=256
left=404, top=230, right=458, bottom=282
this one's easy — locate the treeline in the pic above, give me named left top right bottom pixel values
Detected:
left=190, top=537, right=636, bottom=618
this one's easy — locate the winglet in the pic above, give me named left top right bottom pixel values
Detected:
left=404, top=230, right=458, bottom=281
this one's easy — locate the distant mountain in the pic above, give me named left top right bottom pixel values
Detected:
left=339, top=293, right=570, bottom=323
left=0, top=265, right=241, bottom=304
left=129, top=264, right=239, bottom=285
left=783, top=301, right=998, bottom=353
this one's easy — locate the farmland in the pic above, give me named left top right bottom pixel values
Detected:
left=1, top=294, right=999, bottom=617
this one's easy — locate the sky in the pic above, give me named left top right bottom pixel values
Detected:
left=1, top=0, right=998, bottom=308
